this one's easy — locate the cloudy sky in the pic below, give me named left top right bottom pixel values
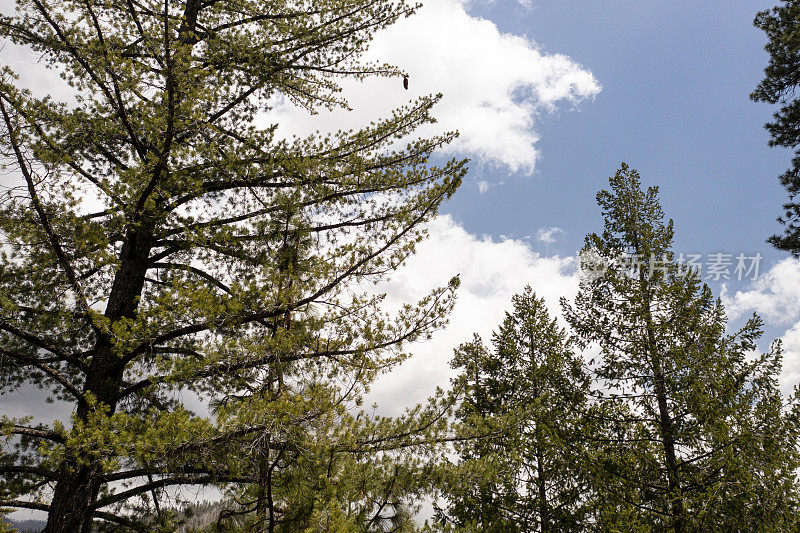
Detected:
left=337, top=0, right=800, bottom=410
left=2, top=0, right=799, bottom=415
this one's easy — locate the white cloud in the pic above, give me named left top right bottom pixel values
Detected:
left=477, top=180, right=490, bottom=194
left=721, top=258, right=800, bottom=396
left=371, top=245, right=800, bottom=413
left=722, top=258, right=800, bottom=325
left=780, top=323, right=800, bottom=396
left=3, top=0, right=598, bottom=175
left=367, top=214, right=579, bottom=413
left=267, top=0, right=600, bottom=173
left=536, top=226, right=564, bottom=244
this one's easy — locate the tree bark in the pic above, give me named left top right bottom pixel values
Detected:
left=638, top=261, right=685, bottom=533
left=44, top=226, right=154, bottom=533
left=536, top=449, right=550, bottom=533
left=653, top=368, right=685, bottom=533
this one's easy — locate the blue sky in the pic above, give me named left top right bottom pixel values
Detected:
left=447, top=0, right=789, bottom=278
left=365, top=0, right=800, bottom=409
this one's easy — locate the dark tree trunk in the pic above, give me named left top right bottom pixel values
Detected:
left=44, top=342, right=125, bottom=532
left=634, top=237, right=685, bottom=533
left=640, top=278, right=685, bottom=532
left=536, top=449, right=550, bottom=533
left=529, top=338, right=550, bottom=533
left=44, top=226, right=153, bottom=532
left=653, top=369, right=685, bottom=533
left=45, top=463, right=105, bottom=533
left=255, top=450, right=269, bottom=533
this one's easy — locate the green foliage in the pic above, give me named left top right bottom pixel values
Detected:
left=0, top=514, right=17, bottom=533
left=439, top=287, right=593, bottom=532
left=563, top=164, right=800, bottom=532
left=206, top=377, right=452, bottom=532
left=752, top=0, right=800, bottom=254
left=0, top=0, right=465, bottom=530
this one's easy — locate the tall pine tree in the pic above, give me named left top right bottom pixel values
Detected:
left=0, top=0, right=465, bottom=530
left=563, top=164, right=800, bottom=531
left=441, top=287, right=592, bottom=532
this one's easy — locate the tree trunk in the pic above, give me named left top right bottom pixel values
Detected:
left=639, top=271, right=685, bottom=533
left=536, top=449, right=550, bottom=533
left=254, top=449, right=270, bottom=533
left=44, top=343, right=125, bottom=532
left=529, top=334, right=550, bottom=533
left=44, top=226, right=153, bottom=532
left=45, top=464, right=105, bottom=533
left=633, top=235, right=685, bottom=533
left=653, top=369, right=685, bottom=533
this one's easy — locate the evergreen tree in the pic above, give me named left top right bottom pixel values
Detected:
left=0, top=0, right=465, bottom=530
left=209, top=373, right=452, bottom=533
left=563, top=164, right=800, bottom=531
left=752, top=0, right=800, bottom=254
left=441, top=287, right=592, bottom=532
left=439, top=336, right=519, bottom=533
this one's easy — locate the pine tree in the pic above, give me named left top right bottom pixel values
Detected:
left=441, top=287, right=592, bottom=532
left=439, top=336, right=519, bottom=533
left=563, top=164, right=800, bottom=531
left=208, top=366, right=453, bottom=533
left=0, top=0, right=465, bottom=530
left=752, top=0, right=800, bottom=254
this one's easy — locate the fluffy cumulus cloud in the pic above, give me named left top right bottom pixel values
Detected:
left=722, top=258, right=800, bottom=325
left=2, top=0, right=599, bottom=173
left=267, top=0, right=600, bottom=173
left=722, top=257, right=800, bottom=395
left=367, top=215, right=579, bottom=414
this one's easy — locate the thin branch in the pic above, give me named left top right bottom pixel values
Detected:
left=0, top=348, right=85, bottom=401
left=0, top=321, right=88, bottom=372
left=0, top=98, right=103, bottom=338
left=5, top=425, right=66, bottom=443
